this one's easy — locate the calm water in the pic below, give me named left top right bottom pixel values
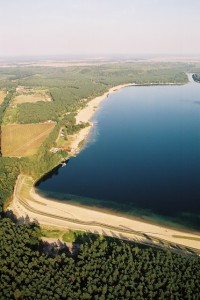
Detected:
left=37, top=76, right=200, bottom=231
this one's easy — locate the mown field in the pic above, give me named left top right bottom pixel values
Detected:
left=1, top=122, right=55, bottom=157
left=0, top=90, right=6, bottom=105
left=41, top=226, right=85, bottom=242
left=13, top=88, right=51, bottom=104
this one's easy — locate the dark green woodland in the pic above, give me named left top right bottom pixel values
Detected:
left=0, top=217, right=200, bottom=300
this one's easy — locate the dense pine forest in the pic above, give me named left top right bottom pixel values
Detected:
left=0, top=217, right=200, bottom=300
left=1, top=62, right=200, bottom=299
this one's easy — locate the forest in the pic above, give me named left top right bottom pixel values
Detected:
left=0, top=217, right=200, bottom=300
left=0, top=63, right=190, bottom=124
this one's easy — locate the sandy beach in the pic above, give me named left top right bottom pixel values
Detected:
left=68, top=83, right=136, bottom=155
left=76, top=84, right=135, bottom=124
left=9, top=175, right=200, bottom=252
left=8, top=82, right=200, bottom=253
left=69, top=82, right=181, bottom=155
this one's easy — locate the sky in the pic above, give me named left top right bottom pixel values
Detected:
left=0, top=0, right=200, bottom=57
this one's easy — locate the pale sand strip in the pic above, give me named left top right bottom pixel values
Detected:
left=75, top=82, right=182, bottom=126
left=75, top=84, right=134, bottom=124
left=68, top=126, right=92, bottom=155
left=69, top=82, right=180, bottom=155
left=9, top=175, right=200, bottom=252
left=69, top=84, right=135, bottom=155
left=64, top=82, right=181, bottom=155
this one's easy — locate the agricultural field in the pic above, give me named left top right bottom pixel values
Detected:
left=1, top=122, right=55, bottom=157
left=12, top=87, right=51, bottom=104
left=0, top=90, right=6, bottom=105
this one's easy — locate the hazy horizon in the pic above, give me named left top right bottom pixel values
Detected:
left=1, top=0, right=200, bottom=57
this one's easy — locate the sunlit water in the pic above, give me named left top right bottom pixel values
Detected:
left=37, top=76, right=200, bottom=231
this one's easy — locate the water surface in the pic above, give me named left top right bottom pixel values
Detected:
left=37, top=77, right=200, bottom=231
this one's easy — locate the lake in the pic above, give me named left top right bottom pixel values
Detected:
left=36, top=75, right=200, bottom=231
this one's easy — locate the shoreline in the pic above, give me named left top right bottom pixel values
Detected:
left=35, top=188, right=200, bottom=235
left=67, top=83, right=138, bottom=156
left=9, top=175, right=200, bottom=252
left=67, top=81, right=184, bottom=156
left=9, top=80, right=200, bottom=252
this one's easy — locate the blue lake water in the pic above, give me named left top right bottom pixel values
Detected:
left=37, top=76, right=200, bottom=231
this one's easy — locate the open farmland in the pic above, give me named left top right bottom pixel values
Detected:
left=13, top=88, right=51, bottom=104
left=0, top=90, right=6, bottom=105
left=1, top=122, right=56, bottom=157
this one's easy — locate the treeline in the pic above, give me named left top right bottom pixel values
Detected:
left=0, top=91, right=13, bottom=155
left=192, top=73, right=200, bottom=83
left=0, top=63, right=190, bottom=124
left=0, top=217, right=199, bottom=300
left=0, top=95, right=19, bottom=207
left=0, top=90, right=13, bottom=125
left=0, top=158, right=20, bottom=213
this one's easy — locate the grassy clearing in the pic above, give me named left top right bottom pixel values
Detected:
left=1, top=122, right=55, bottom=157
left=41, top=226, right=85, bottom=242
left=173, top=235, right=200, bottom=241
left=41, top=228, right=64, bottom=239
left=56, top=136, right=68, bottom=148
left=62, top=230, right=85, bottom=242
left=0, top=90, right=6, bottom=105
left=13, top=88, right=51, bottom=104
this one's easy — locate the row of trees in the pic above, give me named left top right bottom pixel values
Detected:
left=0, top=158, right=20, bottom=213
left=0, top=90, right=14, bottom=125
